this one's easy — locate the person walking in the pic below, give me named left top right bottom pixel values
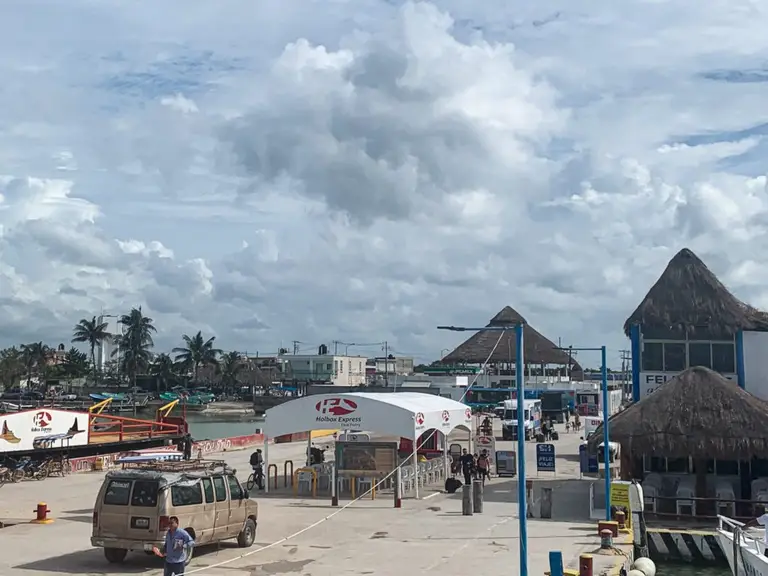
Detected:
left=459, top=449, right=474, bottom=486
left=153, top=515, right=195, bottom=576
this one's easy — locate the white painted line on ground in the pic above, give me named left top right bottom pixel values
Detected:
left=423, top=491, right=442, bottom=500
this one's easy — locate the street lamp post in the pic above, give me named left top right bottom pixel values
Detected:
left=556, top=345, right=611, bottom=519
left=437, top=323, right=528, bottom=576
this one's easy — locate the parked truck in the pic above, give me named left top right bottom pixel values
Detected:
left=539, top=391, right=570, bottom=424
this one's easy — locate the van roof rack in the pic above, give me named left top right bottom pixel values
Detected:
left=118, top=458, right=230, bottom=473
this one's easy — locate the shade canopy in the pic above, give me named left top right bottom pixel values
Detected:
left=264, top=392, right=473, bottom=440
left=588, top=367, right=768, bottom=459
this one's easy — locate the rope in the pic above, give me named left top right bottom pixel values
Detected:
left=178, top=330, right=508, bottom=575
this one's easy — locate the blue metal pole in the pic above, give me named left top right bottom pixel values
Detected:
left=601, top=345, right=611, bottom=520
left=516, top=323, right=528, bottom=576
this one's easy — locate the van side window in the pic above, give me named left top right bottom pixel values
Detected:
left=104, top=480, right=132, bottom=505
left=171, top=483, right=203, bottom=507
left=131, top=480, right=159, bottom=507
left=202, top=478, right=215, bottom=503
left=212, top=476, right=227, bottom=502
left=227, top=475, right=243, bottom=500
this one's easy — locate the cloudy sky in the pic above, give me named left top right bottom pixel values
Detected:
left=1, top=0, right=768, bottom=367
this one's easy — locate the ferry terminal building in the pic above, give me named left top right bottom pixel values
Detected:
left=628, top=249, right=768, bottom=403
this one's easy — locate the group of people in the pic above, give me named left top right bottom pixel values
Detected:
left=453, top=448, right=491, bottom=486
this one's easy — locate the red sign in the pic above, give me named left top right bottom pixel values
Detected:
left=315, top=398, right=358, bottom=416
left=465, top=408, right=472, bottom=420
left=415, top=412, right=425, bottom=425
left=33, top=411, right=52, bottom=428
left=441, top=410, right=450, bottom=423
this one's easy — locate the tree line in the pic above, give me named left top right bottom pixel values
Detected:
left=0, top=307, right=252, bottom=393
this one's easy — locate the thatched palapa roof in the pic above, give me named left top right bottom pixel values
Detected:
left=588, top=367, right=768, bottom=459
left=624, top=248, right=768, bottom=339
left=441, top=306, right=582, bottom=369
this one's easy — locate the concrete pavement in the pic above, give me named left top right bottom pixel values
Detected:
left=0, top=421, right=609, bottom=576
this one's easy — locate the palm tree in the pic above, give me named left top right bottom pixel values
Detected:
left=0, top=347, right=24, bottom=389
left=112, top=307, right=156, bottom=415
left=62, top=347, right=90, bottom=380
left=72, top=316, right=111, bottom=386
left=150, top=353, right=176, bottom=394
left=173, top=331, right=222, bottom=384
left=21, top=342, right=50, bottom=390
left=218, top=351, right=243, bottom=394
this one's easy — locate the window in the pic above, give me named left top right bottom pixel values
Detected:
left=716, top=460, right=739, bottom=476
left=227, top=475, right=243, bottom=499
left=641, top=342, right=664, bottom=371
left=130, top=480, right=159, bottom=507
left=689, top=342, right=712, bottom=369
left=667, top=458, right=690, bottom=473
left=712, top=343, right=736, bottom=374
left=663, top=343, right=686, bottom=372
left=334, top=360, right=338, bottom=374
left=202, top=478, right=215, bottom=503
left=103, top=480, right=132, bottom=506
left=340, top=360, right=343, bottom=373
left=171, top=483, right=203, bottom=507
left=647, top=457, right=666, bottom=473
left=348, top=360, right=351, bottom=372
left=212, top=476, right=227, bottom=501
left=326, top=363, right=332, bottom=370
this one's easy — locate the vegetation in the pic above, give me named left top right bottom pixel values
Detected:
left=0, top=307, right=260, bottom=394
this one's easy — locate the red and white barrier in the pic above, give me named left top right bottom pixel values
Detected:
left=68, top=433, right=266, bottom=474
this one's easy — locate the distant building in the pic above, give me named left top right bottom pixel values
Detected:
left=365, top=356, right=414, bottom=377
left=282, top=354, right=367, bottom=387
left=95, top=315, right=124, bottom=371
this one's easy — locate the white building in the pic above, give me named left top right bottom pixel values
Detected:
left=95, top=315, right=124, bottom=371
left=282, top=354, right=367, bottom=386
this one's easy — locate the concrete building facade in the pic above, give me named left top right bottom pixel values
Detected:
left=282, top=354, right=366, bottom=386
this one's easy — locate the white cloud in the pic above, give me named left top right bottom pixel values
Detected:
left=1, top=0, right=768, bottom=366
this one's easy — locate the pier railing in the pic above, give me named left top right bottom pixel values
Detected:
left=644, top=494, right=768, bottom=523
left=89, top=413, right=183, bottom=443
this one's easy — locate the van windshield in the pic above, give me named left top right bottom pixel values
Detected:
left=503, top=409, right=530, bottom=421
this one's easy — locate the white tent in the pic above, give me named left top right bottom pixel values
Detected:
left=263, top=392, right=473, bottom=497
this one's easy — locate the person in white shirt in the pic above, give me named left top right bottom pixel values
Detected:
left=745, top=513, right=768, bottom=554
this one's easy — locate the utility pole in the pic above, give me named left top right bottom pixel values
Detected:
left=384, top=341, right=389, bottom=387
left=619, top=349, right=631, bottom=395
left=292, top=341, right=301, bottom=355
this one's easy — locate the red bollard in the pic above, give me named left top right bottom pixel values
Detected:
left=579, top=554, right=593, bottom=576
left=32, top=502, right=53, bottom=524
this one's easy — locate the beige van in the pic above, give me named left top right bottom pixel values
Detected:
left=91, top=459, right=258, bottom=564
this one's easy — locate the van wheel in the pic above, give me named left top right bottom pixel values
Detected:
left=237, top=519, right=257, bottom=548
left=104, top=547, right=128, bottom=563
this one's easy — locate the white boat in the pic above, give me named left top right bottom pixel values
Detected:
left=717, top=515, right=768, bottom=576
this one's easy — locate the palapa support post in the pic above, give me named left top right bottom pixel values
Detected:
left=462, top=484, right=473, bottom=516
left=331, top=464, right=338, bottom=507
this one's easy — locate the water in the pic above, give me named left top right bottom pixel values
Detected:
left=658, top=564, right=728, bottom=576
left=184, top=413, right=264, bottom=440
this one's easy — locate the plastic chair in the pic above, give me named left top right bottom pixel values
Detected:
left=676, top=478, right=696, bottom=517
left=716, top=480, right=736, bottom=517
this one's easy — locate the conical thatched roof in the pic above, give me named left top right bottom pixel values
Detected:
left=588, top=367, right=768, bottom=459
left=624, top=248, right=768, bottom=339
left=441, top=306, right=582, bottom=368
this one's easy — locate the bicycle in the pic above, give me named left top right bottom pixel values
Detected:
left=246, top=468, right=264, bottom=491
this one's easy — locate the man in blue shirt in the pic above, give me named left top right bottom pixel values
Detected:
left=153, top=515, right=194, bottom=576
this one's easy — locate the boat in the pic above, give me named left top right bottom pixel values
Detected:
left=717, top=515, right=768, bottom=575
left=89, top=392, right=128, bottom=402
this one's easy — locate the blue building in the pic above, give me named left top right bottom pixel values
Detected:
left=626, top=249, right=768, bottom=402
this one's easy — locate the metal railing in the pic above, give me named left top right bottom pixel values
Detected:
left=645, top=494, right=767, bottom=521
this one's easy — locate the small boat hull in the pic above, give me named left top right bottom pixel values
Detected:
left=718, top=515, right=768, bottom=576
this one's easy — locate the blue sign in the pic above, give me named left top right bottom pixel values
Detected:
left=536, top=443, right=556, bottom=472
left=579, top=444, right=599, bottom=474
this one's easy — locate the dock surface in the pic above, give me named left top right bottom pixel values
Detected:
left=0, top=423, right=612, bottom=575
